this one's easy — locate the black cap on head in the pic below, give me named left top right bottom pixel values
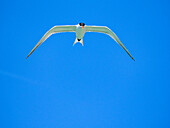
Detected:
left=79, top=23, right=85, bottom=26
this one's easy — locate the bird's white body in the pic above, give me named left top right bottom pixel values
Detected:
left=26, top=23, right=135, bottom=60
left=76, top=25, right=85, bottom=39
left=73, top=25, right=86, bottom=46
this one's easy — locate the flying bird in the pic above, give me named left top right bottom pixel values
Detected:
left=26, top=23, right=135, bottom=60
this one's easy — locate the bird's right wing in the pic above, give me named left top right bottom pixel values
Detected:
left=26, top=25, right=76, bottom=59
left=85, top=26, right=135, bottom=61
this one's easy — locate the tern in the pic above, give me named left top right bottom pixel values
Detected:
left=26, top=23, right=135, bottom=60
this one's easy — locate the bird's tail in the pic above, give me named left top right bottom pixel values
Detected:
left=73, top=38, right=83, bottom=46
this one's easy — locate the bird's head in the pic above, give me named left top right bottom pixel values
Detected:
left=79, top=23, right=85, bottom=29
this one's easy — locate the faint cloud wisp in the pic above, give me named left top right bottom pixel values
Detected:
left=0, top=70, right=43, bottom=86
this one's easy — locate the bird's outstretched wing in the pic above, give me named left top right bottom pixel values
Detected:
left=26, top=25, right=76, bottom=59
left=85, top=26, right=135, bottom=61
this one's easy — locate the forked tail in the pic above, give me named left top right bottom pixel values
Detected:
left=73, top=38, right=83, bottom=46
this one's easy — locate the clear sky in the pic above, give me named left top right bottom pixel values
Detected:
left=0, top=0, right=170, bottom=128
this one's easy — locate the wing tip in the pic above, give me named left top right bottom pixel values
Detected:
left=26, top=56, right=28, bottom=59
left=132, top=57, right=135, bottom=61
left=26, top=53, right=31, bottom=59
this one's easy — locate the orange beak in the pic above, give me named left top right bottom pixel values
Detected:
left=81, top=26, right=83, bottom=29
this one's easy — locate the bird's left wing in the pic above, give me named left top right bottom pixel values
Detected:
left=26, top=25, right=76, bottom=59
left=85, top=26, right=135, bottom=61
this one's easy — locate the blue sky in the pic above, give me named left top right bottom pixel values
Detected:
left=0, top=0, right=170, bottom=128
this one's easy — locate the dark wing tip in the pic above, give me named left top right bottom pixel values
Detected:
left=129, top=55, right=135, bottom=61
left=26, top=51, right=34, bottom=59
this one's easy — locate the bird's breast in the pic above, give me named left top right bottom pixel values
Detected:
left=76, top=27, right=85, bottom=39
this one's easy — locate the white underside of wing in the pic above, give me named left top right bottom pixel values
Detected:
left=85, top=26, right=135, bottom=60
left=26, top=25, right=76, bottom=59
